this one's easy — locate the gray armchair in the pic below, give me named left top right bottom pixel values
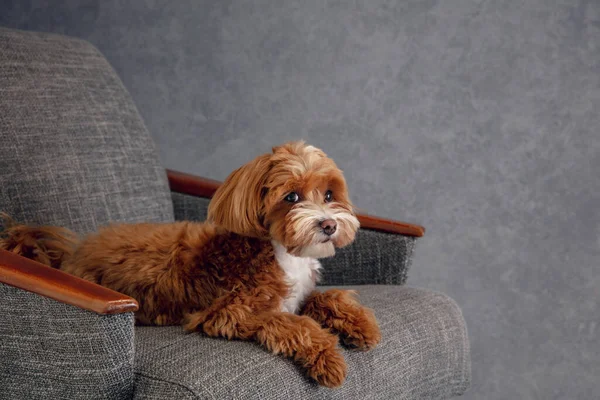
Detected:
left=0, top=27, right=470, bottom=399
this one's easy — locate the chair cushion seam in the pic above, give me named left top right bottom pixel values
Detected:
left=134, top=371, right=213, bottom=400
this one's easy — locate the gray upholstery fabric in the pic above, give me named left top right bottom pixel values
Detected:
left=320, top=231, right=415, bottom=286
left=0, top=27, right=174, bottom=233
left=172, top=192, right=416, bottom=285
left=133, top=286, right=470, bottom=399
left=171, top=192, right=211, bottom=222
left=0, top=283, right=136, bottom=400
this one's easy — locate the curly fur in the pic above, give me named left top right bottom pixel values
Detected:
left=1, top=141, right=380, bottom=387
left=0, top=213, right=78, bottom=269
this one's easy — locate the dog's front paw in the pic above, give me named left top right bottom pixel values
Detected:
left=307, top=348, right=347, bottom=388
left=340, top=308, right=381, bottom=351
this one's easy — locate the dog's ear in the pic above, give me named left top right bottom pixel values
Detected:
left=207, top=153, right=271, bottom=238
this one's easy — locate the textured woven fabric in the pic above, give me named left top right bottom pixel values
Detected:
left=0, top=283, right=136, bottom=400
left=171, top=192, right=211, bottom=222
left=0, top=27, right=174, bottom=233
left=320, top=230, right=416, bottom=286
left=172, top=192, right=416, bottom=285
left=133, top=285, right=470, bottom=399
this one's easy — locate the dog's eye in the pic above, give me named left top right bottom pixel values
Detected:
left=324, top=190, right=333, bottom=203
left=285, top=192, right=299, bottom=203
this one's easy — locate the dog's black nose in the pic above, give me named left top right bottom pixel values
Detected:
left=320, top=219, right=337, bottom=236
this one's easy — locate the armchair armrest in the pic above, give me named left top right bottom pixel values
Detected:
left=166, top=169, right=425, bottom=237
left=0, top=249, right=138, bottom=314
left=0, top=250, right=138, bottom=399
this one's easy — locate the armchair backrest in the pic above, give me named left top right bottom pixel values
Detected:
left=0, top=28, right=174, bottom=233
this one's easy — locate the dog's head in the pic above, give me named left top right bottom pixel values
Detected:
left=207, top=141, right=359, bottom=258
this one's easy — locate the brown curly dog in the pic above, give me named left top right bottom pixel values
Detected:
left=0, top=141, right=380, bottom=387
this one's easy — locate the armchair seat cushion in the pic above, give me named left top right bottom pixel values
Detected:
left=133, top=286, right=470, bottom=399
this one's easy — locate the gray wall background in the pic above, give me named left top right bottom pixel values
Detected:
left=1, top=1, right=598, bottom=398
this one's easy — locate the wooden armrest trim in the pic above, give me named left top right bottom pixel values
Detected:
left=0, top=249, right=139, bottom=315
left=166, top=169, right=425, bottom=237
left=356, top=214, right=425, bottom=237
left=167, top=169, right=221, bottom=199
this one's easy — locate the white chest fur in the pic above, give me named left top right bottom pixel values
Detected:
left=272, top=241, right=321, bottom=314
